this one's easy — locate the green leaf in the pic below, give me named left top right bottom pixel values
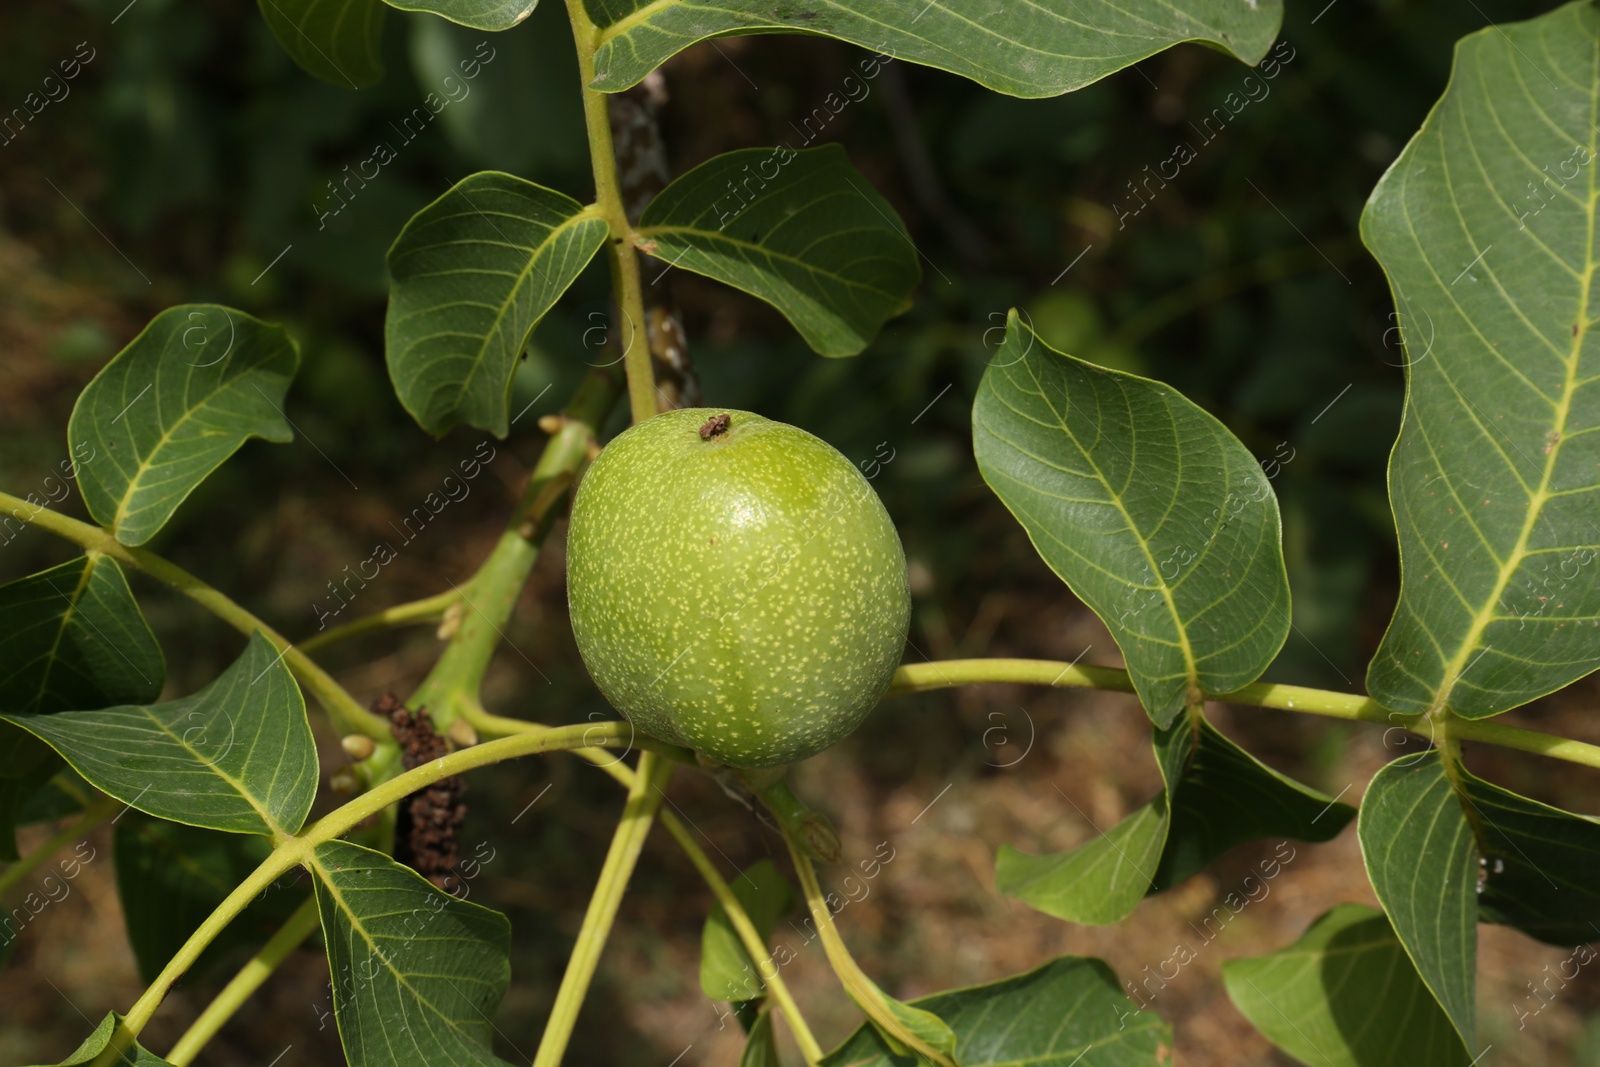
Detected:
left=114, top=814, right=305, bottom=983
left=999, top=709, right=1351, bottom=925
left=740, top=1010, right=780, bottom=1067
left=385, top=172, right=608, bottom=436
left=635, top=145, right=920, bottom=358
left=379, top=0, right=534, bottom=32
left=2, top=632, right=316, bottom=838
left=995, top=797, right=1166, bottom=926
left=310, top=840, right=515, bottom=1067
left=586, top=0, right=1284, bottom=99
left=68, top=304, right=300, bottom=546
left=1356, top=752, right=1476, bottom=1048
left=1362, top=0, right=1600, bottom=719
left=821, top=955, right=1170, bottom=1066
left=28, top=1012, right=176, bottom=1066
left=1465, top=767, right=1600, bottom=946
left=1223, top=904, right=1472, bottom=1067
left=0, top=557, right=163, bottom=860
left=257, top=0, right=387, bottom=88
left=973, top=311, right=1290, bottom=727
left=700, top=859, right=797, bottom=1001
left=1153, top=715, right=1353, bottom=890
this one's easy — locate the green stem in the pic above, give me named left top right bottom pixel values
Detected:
left=298, top=589, right=462, bottom=654
left=466, top=702, right=817, bottom=1063
left=0, top=491, right=387, bottom=740
left=782, top=831, right=957, bottom=1067
left=409, top=368, right=621, bottom=729
left=120, top=722, right=675, bottom=1039
left=656, top=808, right=824, bottom=1065
left=887, top=658, right=1600, bottom=771
left=0, top=795, right=119, bottom=898
left=564, top=0, right=658, bottom=426
left=164, top=895, right=320, bottom=1066
left=122, top=842, right=305, bottom=1034
left=532, top=751, right=672, bottom=1067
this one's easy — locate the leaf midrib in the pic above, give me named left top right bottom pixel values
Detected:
left=425, top=202, right=603, bottom=416
left=109, top=348, right=283, bottom=534
left=137, top=704, right=283, bottom=838
left=1013, top=357, right=1201, bottom=703
left=1424, top=34, right=1599, bottom=715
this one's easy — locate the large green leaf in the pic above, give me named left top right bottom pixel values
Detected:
left=1363, top=0, right=1600, bottom=718
left=821, top=956, right=1170, bottom=1066
left=1223, top=904, right=1472, bottom=1067
left=1356, top=753, right=1477, bottom=1048
left=0, top=557, right=162, bottom=860
left=68, top=304, right=299, bottom=546
left=635, top=146, right=919, bottom=358
left=258, top=0, right=387, bottom=88
left=385, top=172, right=608, bottom=436
left=310, top=840, right=515, bottom=1067
left=114, top=814, right=305, bottom=983
left=379, top=0, right=534, bottom=31
left=2, top=632, right=316, bottom=838
left=584, top=0, right=1283, bottom=99
left=700, top=859, right=796, bottom=1001
left=1466, top=767, right=1600, bottom=946
left=26, top=1012, right=175, bottom=1067
left=996, top=797, right=1166, bottom=926
left=997, top=710, right=1348, bottom=924
left=974, top=312, right=1289, bottom=727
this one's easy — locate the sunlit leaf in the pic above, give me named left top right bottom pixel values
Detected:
left=974, top=311, right=1289, bottom=727
left=385, top=172, right=607, bottom=436
left=635, top=146, right=919, bottom=358
left=822, top=956, right=1169, bottom=1066
left=68, top=304, right=299, bottom=546
left=310, top=840, right=515, bottom=1067
left=585, top=0, right=1283, bottom=99
left=998, top=708, right=1348, bottom=924
left=380, top=0, right=534, bottom=31
left=1223, top=904, right=1472, bottom=1067
left=27, top=1012, right=175, bottom=1066
left=1356, top=752, right=1476, bottom=1048
left=3, top=632, right=315, bottom=838
left=0, top=557, right=162, bottom=860
left=257, top=0, right=387, bottom=88
left=700, top=859, right=796, bottom=1002
left=996, top=797, right=1166, bottom=926
left=1363, top=0, right=1600, bottom=718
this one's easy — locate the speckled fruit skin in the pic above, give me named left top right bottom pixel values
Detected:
left=566, top=408, right=910, bottom=769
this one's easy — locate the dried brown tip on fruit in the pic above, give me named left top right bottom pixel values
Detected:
left=699, top=413, right=732, bottom=439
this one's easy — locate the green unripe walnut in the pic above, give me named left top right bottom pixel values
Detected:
left=566, top=408, right=910, bottom=768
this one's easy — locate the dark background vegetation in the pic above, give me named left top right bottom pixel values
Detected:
left=3, top=0, right=1598, bottom=1063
